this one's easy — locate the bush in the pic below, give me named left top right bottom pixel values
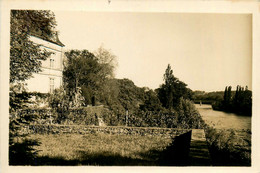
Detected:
left=204, top=126, right=251, bottom=166
left=175, top=98, right=205, bottom=129
left=9, top=112, right=40, bottom=165
left=9, top=83, right=33, bottom=114
left=66, top=107, right=98, bottom=125
left=104, top=98, right=205, bottom=129
left=47, top=87, right=70, bottom=123
left=127, top=110, right=177, bottom=128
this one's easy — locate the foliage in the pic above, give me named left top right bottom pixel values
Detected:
left=16, top=108, right=53, bottom=124
left=204, top=126, right=251, bottom=166
left=66, top=107, right=109, bottom=125
left=127, top=110, right=177, bottom=128
left=157, top=64, right=192, bottom=110
left=94, top=45, right=118, bottom=79
left=9, top=83, right=32, bottom=113
left=175, top=98, right=205, bottom=129
left=48, top=87, right=74, bottom=123
left=139, top=89, right=164, bottom=112
left=116, top=79, right=145, bottom=112
left=10, top=10, right=56, bottom=83
left=192, top=90, right=224, bottom=104
left=9, top=111, right=40, bottom=165
left=64, top=49, right=113, bottom=106
left=105, top=98, right=205, bottom=129
left=212, top=85, right=252, bottom=116
left=10, top=11, right=58, bottom=164
left=84, top=78, right=149, bottom=121
left=223, top=86, right=232, bottom=107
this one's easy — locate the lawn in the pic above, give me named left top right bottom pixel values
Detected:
left=26, top=133, right=175, bottom=166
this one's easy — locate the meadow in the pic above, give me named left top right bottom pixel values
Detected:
left=24, top=133, right=176, bottom=166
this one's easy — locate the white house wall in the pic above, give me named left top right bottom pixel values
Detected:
left=41, top=51, right=63, bottom=70
left=26, top=73, right=62, bottom=93
left=25, top=35, right=64, bottom=93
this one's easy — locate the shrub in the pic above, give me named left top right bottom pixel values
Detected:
left=105, top=98, right=205, bottom=129
left=47, top=87, right=70, bottom=123
left=127, top=110, right=177, bottom=128
left=9, top=83, right=33, bottom=114
left=175, top=98, right=205, bottom=129
left=9, top=112, right=40, bottom=165
left=67, top=107, right=98, bottom=125
left=204, top=126, right=251, bottom=166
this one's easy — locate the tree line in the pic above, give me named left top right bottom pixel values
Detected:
left=212, top=85, right=252, bottom=116
left=9, top=10, right=201, bottom=128
left=192, top=91, right=224, bottom=104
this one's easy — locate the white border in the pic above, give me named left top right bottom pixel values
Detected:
left=1, top=1, right=259, bottom=173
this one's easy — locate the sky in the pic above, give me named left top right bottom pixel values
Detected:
left=54, top=11, right=252, bottom=92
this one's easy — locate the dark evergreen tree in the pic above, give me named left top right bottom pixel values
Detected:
left=223, top=86, right=228, bottom=106
left=227, top=86, right=232, bottom=107
left=157, top=64, right=192, bottom=110
left=212, top=85, right=252, bottom=116
left=233, top=85, right=239, bottom=107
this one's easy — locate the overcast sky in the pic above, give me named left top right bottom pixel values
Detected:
left=54, top=11, right=252, bottom=92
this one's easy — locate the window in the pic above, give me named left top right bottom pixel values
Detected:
left=50, top=78, right=54, bottom=93
left=50, top=59, right=54, bottom=69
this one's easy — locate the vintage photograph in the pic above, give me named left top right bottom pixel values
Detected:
left=9, top=9, right=252, bottom=166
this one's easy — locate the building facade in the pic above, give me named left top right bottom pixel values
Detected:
left=26, top=34, right=65, bottom=93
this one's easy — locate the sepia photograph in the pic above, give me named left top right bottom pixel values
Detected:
left=1, top=0, right=260, bottom=173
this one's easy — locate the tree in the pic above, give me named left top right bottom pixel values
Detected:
left=212, top=85, right=252, bottom=116
left=10, top=10, right=57, bottom=83
left=9, top=10, right=61, bottom=165
left=176, top=98, right=204, bottom=129
left=227, top=86, right=232, bottom=106
left=64, top=47, right=118, bottom=106
left=139, top=89, right=164, bottom=112
left=157, top=64, right=192, bottom=110
left=93, top=46, right=118, bottom=103
left=223, top=86, right=228, bottom=105
left=63, top=50, right=100, bottom=105
left=94, top=45, right=118, bottom=79
left=10, top=10, right=59, bottom=115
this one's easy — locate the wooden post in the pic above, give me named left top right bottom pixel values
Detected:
left=125, top=109, right=128, bottom=126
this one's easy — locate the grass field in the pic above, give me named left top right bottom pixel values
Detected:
left=26, top=133, right=176, bottom=166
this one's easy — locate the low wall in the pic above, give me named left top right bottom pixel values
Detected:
left=23, top=124, right=191, bottom=137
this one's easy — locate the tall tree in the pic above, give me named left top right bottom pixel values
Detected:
left=10, top=10, right=57, bottom=83
left=213, top=85, right=252, bottom=116
left=93, top=46, right=118, bottom=103
left=94, top=45, right=118, bottom=79
left=63, top=50, right=100, bottom=105
left=223, top=86, right=228, bottom=105
left=9, top=10, right=58, bottom=163
left=227, top=86, right=232, bottom=106
left=63, top=48, right=118, bottom=106
left=157, top=64, right=192, bottom=110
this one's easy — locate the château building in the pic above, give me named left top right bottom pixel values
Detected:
left=26, top=33, right=65, bottom=93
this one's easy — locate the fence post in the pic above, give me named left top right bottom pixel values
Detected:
left=125, top=109, right=128, bottom=126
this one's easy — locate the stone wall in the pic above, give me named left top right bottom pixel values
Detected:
left=23, top=124, right=191, bottom=137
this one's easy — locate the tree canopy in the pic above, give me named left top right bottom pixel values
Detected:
left=157, top=64, right=192, bottom=110
left=94, top=46, right=118, bottom=79
left=63, top=48, right=117, bottom=106
left=10, top=10, right=57, bottom=83
left=212, top=85, right=252, bottom=116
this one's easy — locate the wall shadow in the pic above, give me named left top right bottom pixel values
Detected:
left=157, top=130, right=192, bottom=166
